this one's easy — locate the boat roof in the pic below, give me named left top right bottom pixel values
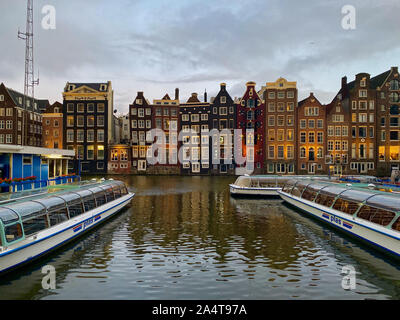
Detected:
left=0, top=180, right=126, bottom=225
left=286, top=179, right=400, bottom=213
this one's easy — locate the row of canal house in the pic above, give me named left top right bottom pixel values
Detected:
left=55, top=66, right=400, bottom=177
left=128, top=83, right=239, bottom=175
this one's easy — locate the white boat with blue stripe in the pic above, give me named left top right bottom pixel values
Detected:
left=230, top=175, right=331, bottom=197
left=277, top=179, right=400, bottom=258
left=0, top=179, right=134, bottom=274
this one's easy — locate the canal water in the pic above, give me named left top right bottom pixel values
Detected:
left=1, top=176, right=400, bottom=300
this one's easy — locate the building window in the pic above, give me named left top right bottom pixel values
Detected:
left=77, top=115, right=84, bottom=127
left=390, top=80, right=400, bottom=91
left=66, top=130, right=74, bottom=142
left=87, top=130, right=94, bottom=142
left=77, top=103, right=84, bottom=113
left=67, top=116, right=74, bottom=127
left=97, top=130, right=104, bottom=142
left=97, top=145, right=104, bottom=160
left=97, top=103, right=105, bottom=113
left=287, top=145, right=294, bottom=159
left=97, top=115, right=104, bottom=126
left=87, top=145, right=94, bottom=160
left=77, top=130, right=84, bottom=142
left=268, top=103, right=275, bottom=112
left=87, top=116, right=94, bottom=127
left=359, top=90, right=367, bottom=98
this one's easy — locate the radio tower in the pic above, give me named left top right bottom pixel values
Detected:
left=18, top=0, right=39, bottom=144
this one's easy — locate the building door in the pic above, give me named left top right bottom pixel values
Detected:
left=333, top=165, right=342, bottom=176
left=192, top=163, right=200, bottom=173
left=308, top=163, right=315, bottom=174
left=138, top=160, right=147, bottom=171
left=220, top=164, right=227, bottom=173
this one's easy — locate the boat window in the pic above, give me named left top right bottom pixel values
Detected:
left=120, top=185, right=128, bottom=195
left=99, top=185, right=115, bottom=203
left=282, top=183, right=293, bottom=193
left=366, top=195, right=400, bottom=213
left=235, top=177, right=251, bottom=188
left=113, top=185, right=121, bottom=198
left=276, top=179, right=289, bottom=188
left=94, top=190, right=106, bottom=207
left=22, top=212, right=49, bottom=236
left=290, top=182, right=309, bottom=197
left=339, top=189, right=373, bottom=203
left=76, top=189, right=96, bottom=211
left=332, top=198, right=360, bottom=215
left=357, top=205, right=396, bottom=227
left=67, top=201, right=84, bottom=219
left=83, top=194, right=96, bottom=211
left=48, top=206, right=69, bottom=227
left=301, top=186, right=318, bottom=202
left=315, top=193, right=336, bottom=207
left=4, top=222, right=23, bottom=243
left=0, top=207, right=19, bottom=225
left=6, top=201, right=46, bottom=221
left=391, top=216, right=400, bottom=232
left=255, top=178, right=277, bottom=188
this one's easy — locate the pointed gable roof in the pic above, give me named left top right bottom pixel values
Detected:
left=187, top=93, right=200, bottom=103
left=162, top=93, right=171, bottom=100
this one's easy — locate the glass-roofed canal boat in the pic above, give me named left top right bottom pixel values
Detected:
left=0, top=179, right=134, bottom=274
left=277, top=179, right=400, bottom=258
left=229, top=175, right=331, bottom=197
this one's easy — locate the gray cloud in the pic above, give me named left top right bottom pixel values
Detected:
left=0, top=0, right=399, bottom=108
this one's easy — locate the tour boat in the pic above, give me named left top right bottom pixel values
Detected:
left=229, top=175, right=331, bottom=197
left=277, top=179, right=400, bottom=258
left=0, top=180, right=134, bottom=274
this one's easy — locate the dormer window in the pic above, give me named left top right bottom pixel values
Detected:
left=68, top=85, right=75, bottom=91
left=100, top=84, right=107, bottom=91
left=26, top=100, right=30, bottom=107
left=360, top=79, right=366, bottom=87
left=54, top=107, right=59, bottom=113
left=18, top=97, right=22, bottom=105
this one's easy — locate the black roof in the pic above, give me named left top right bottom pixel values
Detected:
left=5, top=87, right=48, bottom=113
left=64, top=82, right=110, bottom=92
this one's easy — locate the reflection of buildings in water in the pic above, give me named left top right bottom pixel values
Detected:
left=231, top=199, right=310, bottom=270
left=0, top=209, right=129, bottom=300
left=281, top=202, right=400, bottom=297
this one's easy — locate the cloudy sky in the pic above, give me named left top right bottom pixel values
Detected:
left=1, top=0, right=399, bottom=114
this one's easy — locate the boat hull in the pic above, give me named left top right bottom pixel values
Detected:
left=229, top=184, right=281, bottom=197
left=277, top=191, right=400, bottom=258
left=0, top=193, right=134, bottom=274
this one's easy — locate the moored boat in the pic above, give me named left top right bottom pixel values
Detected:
left=0, top=180, right=134, bottom=274
left=229, top=175, right=331, bottom=197
left=278, top=179, right=400, bottom=258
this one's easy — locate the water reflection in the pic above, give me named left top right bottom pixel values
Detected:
left=0, top=175, right=399, bottom=300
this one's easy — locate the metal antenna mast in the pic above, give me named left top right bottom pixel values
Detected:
left=18, top=0, right=39, bottom=145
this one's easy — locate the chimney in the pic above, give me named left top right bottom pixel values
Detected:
left=391, top=66, right=398, bottom=73
left=204, top=89, right=207, bottom=102
left=341, top=76, right=347, bottom=89
left=175, top=88, right=179, bottom=100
